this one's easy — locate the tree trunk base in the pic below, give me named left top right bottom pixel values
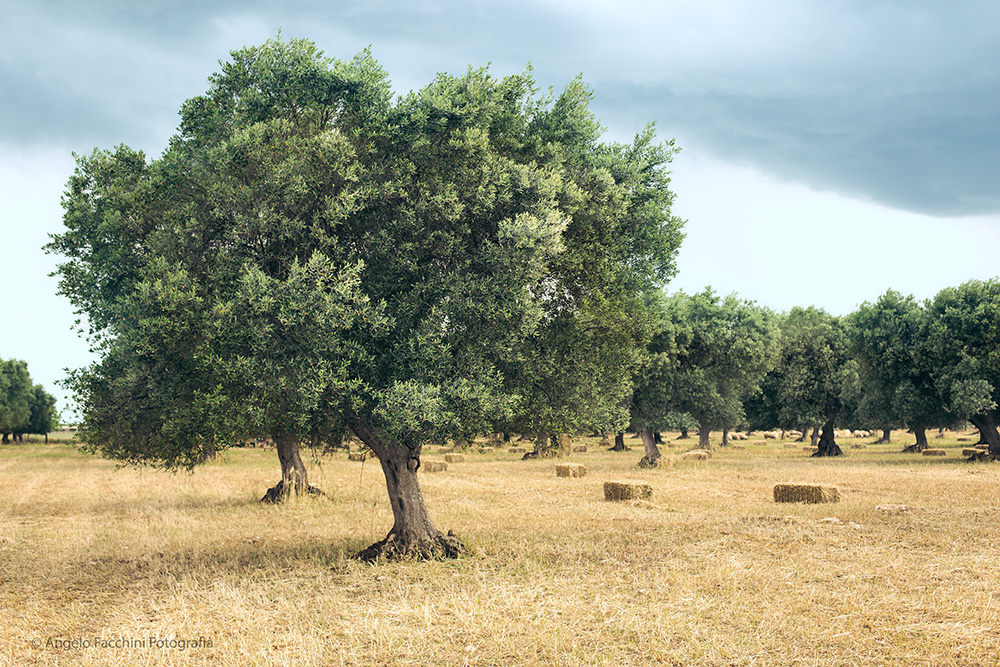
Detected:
left=637, top=455, right=660, bottom=468
left=901, top=443, right=927, bottom=453
left=966, top=451, right=999, bottom=463
left=355, top=529, right=465, bottom=562
left=608, top=442, right=630, bottom=452
left=811, top=444, right=843, bottom=457
left=260, top=480, right=327, bottom=504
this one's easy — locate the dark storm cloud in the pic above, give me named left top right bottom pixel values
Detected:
left=4, top=0, right=998, bottom=216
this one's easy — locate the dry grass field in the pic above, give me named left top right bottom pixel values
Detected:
left=2, top=432, right=999, bottom=666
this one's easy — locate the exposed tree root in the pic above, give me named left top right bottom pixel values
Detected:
left=355, top=529, right=465, bottom=562
left=259, top=480, right=327, bottom=504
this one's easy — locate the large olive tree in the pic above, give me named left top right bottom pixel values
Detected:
left=48, top=37, right=684, bottom=560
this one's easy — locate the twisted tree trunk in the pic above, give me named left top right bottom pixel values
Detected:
left=609, top=432, right=628, bottom=451
left=351, top=416, right=464, bottom=561
left=902, top=427, right=928, bottom=453
left=637, top=428, right=661, bottom=467
left=261, top=433, right=324, bottom=503
left=969, top=410, right=1000, bottom=460
left=697, top=423, right=711, bottom=449
left=812, top=410, right=843, bottom=457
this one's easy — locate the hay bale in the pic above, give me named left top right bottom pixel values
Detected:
left=422, top=460, right=448, bottom=473
left=783, top=443, right=798, bottom=449
left=573, top=445, right=588, bottom=453
left=731, top=444, right=745, bottom=450
left=957, top=437, right=971, bottom=442
left=753, top=440, right=767, bottom=446
left=963, top=448, right=982, bottom=457
left=444, top=453, right=465, bottom=463
left=680, top=450, right=710, bottom=460
left=348, top=452, right=371, bottom=462
left=508, top=447, right=526, bottom=454
left=604, top=481, right=653, bottom=502
left=555, top=463, right=587, bottom=478
left=850, top=443, right=866, bottom=449
left=773, top=484, right=840, bottom=504
left=802, top=446, right=818, bottom=453
left=478, top=447, right=495, bottom=453
left=922, top=449, right=947, bottom=456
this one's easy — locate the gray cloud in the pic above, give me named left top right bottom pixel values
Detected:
left=4, top=0, right=998, bottom=216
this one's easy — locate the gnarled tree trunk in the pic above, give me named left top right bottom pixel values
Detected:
left=902, top=427, right=928, bottom=453
left=697, top=423, right=711, bottom=449
left=609, top=431, right=628, bottom=452
left=810, top=426, right=820, bottom=447
left=351, top=417, right=464, bottom=561
left=637, top=427, right=661, bottom=467
left=721, top=428, right=730, bottom=447
left=874, top=429, right=891, bottom=444
left=812, top=410, right=843, bottom=457
left=261, top=433, right=323, bottom=503
left=969, top=410, right=1000, bottom=460
left=677, top=428, right=690, bottom=440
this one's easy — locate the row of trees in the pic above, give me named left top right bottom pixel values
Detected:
left=626, top=280, right=1000, bottom=464
left=0, top=358, right=59, bottom=443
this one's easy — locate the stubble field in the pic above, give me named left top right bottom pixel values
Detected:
left=2, top=432, right=999, bottom=666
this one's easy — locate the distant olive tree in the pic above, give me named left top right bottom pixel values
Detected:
left=629, top=288, right=779, bottom=465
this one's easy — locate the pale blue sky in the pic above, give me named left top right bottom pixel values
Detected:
left=2, top=0, right=998, bottom=416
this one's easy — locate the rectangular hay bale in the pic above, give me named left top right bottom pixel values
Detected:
left=444, top=453, right=465, bottom=463
left=422, top=460, right=448, bottom=473
left=604, top=481, right=653, bottom=502
left=773, top=484, right=839, bottom=504
left=922, top=449, right=947, bottom=456
left=555, top=463, right=587, bottom=478
left=573, top=445, right=588, bottom=453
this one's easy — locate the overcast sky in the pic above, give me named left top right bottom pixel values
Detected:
left=3, top=0, right=998, bottom=417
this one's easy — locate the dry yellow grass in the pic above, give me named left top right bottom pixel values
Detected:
left=2, top=433, right=999, bottom=666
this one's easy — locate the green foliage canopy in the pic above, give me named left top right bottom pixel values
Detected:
left=630, top=288, right=780, bottom=436
left=47, top=37, right=685, bottom=468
